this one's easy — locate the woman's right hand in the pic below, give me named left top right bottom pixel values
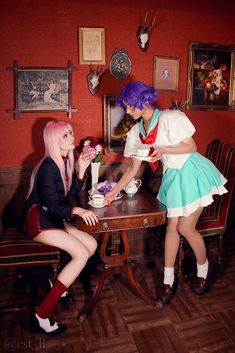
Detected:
left=104, top=191, right=117, bottom=204
left=73, top=207, right=98, bottom=226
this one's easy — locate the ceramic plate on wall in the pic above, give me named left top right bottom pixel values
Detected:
left=110, top=49, right=131, bottom=80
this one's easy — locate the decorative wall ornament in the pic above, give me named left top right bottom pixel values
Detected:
left=7, top=61, right=77, bottom=119
left=153, top=56, right=180, bottom=91
left=109, top=49, right=131, bottom=80
left=87, top=65, right=107, bottom=95
left=136, top=12, right=157, bottom=52
left=169, top=99, right=187, bottom=111
left=78, top=27, right=106, bottom=65
left=187, top=42, right=235, bottom=110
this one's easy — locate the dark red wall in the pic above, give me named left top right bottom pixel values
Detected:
left=1, top=0, right=235, bottom=166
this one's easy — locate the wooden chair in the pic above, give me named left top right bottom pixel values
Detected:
left=0, top=227, right=60, bottom=313
left=177, top=139, right=235, bottom=286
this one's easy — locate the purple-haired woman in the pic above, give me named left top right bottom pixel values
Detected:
left=105, top=81, right=227, bottom=304
left=22, top=121, right=98, bottom=336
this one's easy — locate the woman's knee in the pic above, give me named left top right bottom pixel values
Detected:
left=87, top=235, right=97, bottom=256
left=78, top=231, right=97, bottom=256
left=177, top=222, right=194, bottom=238
left=71, top=245, right=90, bottom=264
left=166, top=218, right=179, bottom=235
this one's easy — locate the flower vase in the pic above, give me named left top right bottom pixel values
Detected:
left=91, top=162, right=101, bottom=189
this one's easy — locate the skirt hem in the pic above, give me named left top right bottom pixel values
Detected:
left=161, top=184, right=228, bottom=218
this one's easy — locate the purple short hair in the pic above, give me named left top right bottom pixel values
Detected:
left=116, top=81, right=158, bottom=110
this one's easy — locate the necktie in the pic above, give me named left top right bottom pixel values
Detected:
left=139, top=109, right=160, bottom=172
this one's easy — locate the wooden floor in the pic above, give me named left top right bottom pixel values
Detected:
left=1, top=233, right=235, bottom=353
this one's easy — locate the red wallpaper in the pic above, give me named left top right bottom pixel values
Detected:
left=1, top=0, right=235, bottom=166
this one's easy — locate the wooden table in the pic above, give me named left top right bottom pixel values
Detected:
left=72, top=189, right=166, bottom=321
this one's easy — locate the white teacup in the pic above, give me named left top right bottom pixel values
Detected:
left=136, top=148, right=150, bottom=157
left=89, top=194, right=105, bottom=207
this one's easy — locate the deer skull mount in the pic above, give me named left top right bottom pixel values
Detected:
left=137, top=13, right=157, bottom=52
left=87, top=66, right=106, bottom=95
left=169, top=99, right=188, bottom=111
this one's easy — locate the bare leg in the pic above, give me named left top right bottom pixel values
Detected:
left=63, top=222, right=97, bottom=257
left=35, top=229, right=97, bottom=287
left=31, top=228, right=97, bottom=333
left=177, top=207, right=206, bottom=265
left=164, top=217, right=180, bottom=267
left=157, top=217, right=180, bottom=303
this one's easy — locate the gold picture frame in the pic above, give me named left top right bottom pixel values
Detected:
left=78, top=27, right=106, bottom=65
left=187, top=42, right=235, bottom=110
left=153, top=56, right=180, bottom=91
left=103, top=95, right=136, bottom=153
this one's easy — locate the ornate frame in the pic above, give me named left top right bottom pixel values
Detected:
left=153, top=55, right=180, bottom=91
left=187, top=42, right=235, bottom=110
left=78, top=27, right=106, bottom=65
left=103, top=95, right=135, bottom=153
left=7, top=61, right=77, bottom=119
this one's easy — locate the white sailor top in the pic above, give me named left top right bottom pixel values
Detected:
left=124, top=109, right=196, bottom=173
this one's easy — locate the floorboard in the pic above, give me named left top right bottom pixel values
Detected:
left=1, top=233, right=235, bottom=353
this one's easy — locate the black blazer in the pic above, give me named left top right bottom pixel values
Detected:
left=22, top=157, right=85, bottom=230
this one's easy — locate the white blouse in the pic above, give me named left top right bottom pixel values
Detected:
left=124, top=110, right=196, bottom=173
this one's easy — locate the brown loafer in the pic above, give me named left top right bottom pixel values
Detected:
left=157, top=284, right=173, bottom=304
left=191, top=262, right=214, bottom=295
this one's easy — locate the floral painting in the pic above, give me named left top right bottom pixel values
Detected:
left=187, top=42, right=235, bottom=110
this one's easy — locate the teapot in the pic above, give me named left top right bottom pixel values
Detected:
left=124, top=178, right=142, bottom=197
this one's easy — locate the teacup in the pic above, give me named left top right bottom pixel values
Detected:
left=89, top=194, right=105, bottom=207
left=136, top=148, right=150, bottom=157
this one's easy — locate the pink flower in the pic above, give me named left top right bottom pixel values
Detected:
left=76, top=136, right=105, bottom=164
left=95, top=144, right=103, bottom=153
left=84, top=140, right=91, bottom=146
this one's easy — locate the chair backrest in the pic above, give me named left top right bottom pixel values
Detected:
left=202, top=139, right=235, bottom=228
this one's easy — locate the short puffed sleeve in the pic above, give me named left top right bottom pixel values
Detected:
left=160, top=110, right=195, bottom=145
left=123, top=124, right=141, bottom=157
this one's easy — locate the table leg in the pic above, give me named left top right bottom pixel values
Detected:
left=78, top=263, right=106, bottom=322
left=78, top=230, right=162, bottom=321
left=126, top=260, right=163, bottom=308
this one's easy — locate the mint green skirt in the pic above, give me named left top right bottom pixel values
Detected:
left=157, top=152, right=227, bottom=218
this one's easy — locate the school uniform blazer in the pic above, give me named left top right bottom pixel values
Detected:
left=22, top=157, right=85, bottom=230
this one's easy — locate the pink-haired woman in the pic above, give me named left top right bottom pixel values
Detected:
left=22, top=121, right=98, bottom=336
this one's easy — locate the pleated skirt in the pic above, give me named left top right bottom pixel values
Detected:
left=157, top=152, right=228, bottom=218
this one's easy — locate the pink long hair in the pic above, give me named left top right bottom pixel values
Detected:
left=27, top=121, right=75, bottom=198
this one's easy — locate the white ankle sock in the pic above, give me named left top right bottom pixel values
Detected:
left=35, top=313, right=58, bottom=333
left=197, top=259, right=209, bottom=279
left=163, top=267, right=174, bottom=287
left=49, top=278, right=68, bottom=298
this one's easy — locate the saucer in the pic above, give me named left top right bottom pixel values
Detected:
left=88, top=200, right=107, bottom=208
left=131, top=155, right=151, bottom=161
left=115, top=192, right=124, bottom=200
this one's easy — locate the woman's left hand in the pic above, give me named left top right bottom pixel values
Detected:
left=75, top=207, right=98, bottom=226
left=75, top=152, right=91, bottom=178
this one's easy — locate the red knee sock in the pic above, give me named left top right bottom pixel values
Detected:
left=36, top=278, right=67, bottom=319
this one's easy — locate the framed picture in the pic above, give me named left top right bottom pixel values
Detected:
left=187, top=42, right=235, bottom=110
left=78, top=27, right=106, bottom=65
left=7, top=61, right=77, bottom=118
left=153, top=56, right=180, bottom=91
left=103, top=95, right=136, bottom=153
